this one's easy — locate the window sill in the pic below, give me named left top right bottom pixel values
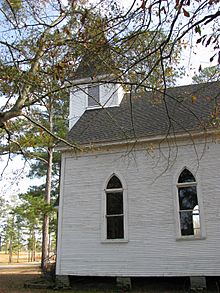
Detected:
left=86, top=105, right=102, bottom=110
left=101, top=239, right=129, bottom=244
left=176, top=235, right=206, bottom=241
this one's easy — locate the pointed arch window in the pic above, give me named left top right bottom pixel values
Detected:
left=177, top=169, right=201, bottom=237
left=105, top=175, right=124, bottom=239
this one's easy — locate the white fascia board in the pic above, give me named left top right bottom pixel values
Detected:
left=72, top=74, right=119, bottom=85
left=55, top=129, right=213, bottom=152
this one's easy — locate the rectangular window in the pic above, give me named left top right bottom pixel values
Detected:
left=179, top=211, right=194, bottom=236
left=178, top=185, right=199, bottom=236
left=88, top=85, right=100, bottom=107
left=107, top=192, right=123, bottom=215
left=106, top=192, right=124, bottom=239
left=107, top=215, right=124, bottom=239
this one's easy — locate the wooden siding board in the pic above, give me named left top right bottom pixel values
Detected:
left=69, top=88, right=87, bottom=129
left=58, top=140, right=220, bottom=276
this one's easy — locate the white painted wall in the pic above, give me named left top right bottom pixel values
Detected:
left=56, top=139, right=220, bottom=277
left=69, top=82, right=124, bottom=129
left=69, top=86, right=87, bottom=130
left=100, top=83, right=124, bottom=107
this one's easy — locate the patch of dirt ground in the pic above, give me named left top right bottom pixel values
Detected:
left=0, top=265, right=42, bottom=293
left=1, top=264, right=220, bottom=293
left=0, top=264, right=67, bottom=293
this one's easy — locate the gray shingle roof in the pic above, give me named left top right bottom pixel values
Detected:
left=67, top=81, right=220, bottom=145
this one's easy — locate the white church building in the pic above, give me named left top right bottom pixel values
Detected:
left=55, top=53, right=220, bottom=287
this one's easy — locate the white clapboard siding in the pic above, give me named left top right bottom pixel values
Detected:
left=69, top=82, right=124, bottom=129
left=100, top=83, right=124, bottom=107
left=69, top=87, right=87, bottom=129
left=56, top=139, right=220, bottom=277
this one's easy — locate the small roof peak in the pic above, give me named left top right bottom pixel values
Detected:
left=74, top=42, right=117, bottom=80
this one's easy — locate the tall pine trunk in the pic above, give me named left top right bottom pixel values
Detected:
left=41, top=146, right=53, bottom=269
left=9, top=236, right=12, bottom=263
left=41, top=98, right=53, bottom=270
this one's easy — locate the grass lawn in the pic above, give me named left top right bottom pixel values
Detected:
left=0, top=251, right=41, bottom=264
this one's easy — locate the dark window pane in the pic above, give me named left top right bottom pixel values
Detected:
left=88, top=85, right=99, bottom=107
left=178, top=186, right=198, bottom=210
left=107, top=216, right=124, bottom=239
left=180, top=211, right=194, bottom=236
left=178, top=169, right=195, bottom=183
left=107, top=176, right=122, bottom=189
left=107, top=192, right=123, bottom=215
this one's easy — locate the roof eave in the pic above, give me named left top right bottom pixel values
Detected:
left=72, top=74, right=117, bottom=85
left=56, top=128, right=216, bottom=152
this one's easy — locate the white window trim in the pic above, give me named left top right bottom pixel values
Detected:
left=174, top=167, right=206, bottom=241
left=101, top=173, right=128, bottom=243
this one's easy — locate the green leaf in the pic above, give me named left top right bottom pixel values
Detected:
left=195, top=26, right=201, bottom=36
left=8, top=0, right=22, bottom=10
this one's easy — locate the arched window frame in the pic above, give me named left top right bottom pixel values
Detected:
left=175, top=167, right=206, bottom=240
left=101, top=173, right=128, bottom=243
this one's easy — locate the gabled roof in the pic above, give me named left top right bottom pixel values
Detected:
left=67, top=81, right=220, bottom=145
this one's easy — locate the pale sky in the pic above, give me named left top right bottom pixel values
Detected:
left=0, top=156, right=43, bottom=200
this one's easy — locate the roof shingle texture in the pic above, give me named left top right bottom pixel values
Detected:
left=67, top=82, right=220, bottom=145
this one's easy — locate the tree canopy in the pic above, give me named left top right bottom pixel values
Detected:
left=0, top=0, right=219, bottom=147
left=192, top=65, right=220, bottom=83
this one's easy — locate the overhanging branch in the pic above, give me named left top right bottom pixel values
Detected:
left=23, top=114, right=81, bottom=151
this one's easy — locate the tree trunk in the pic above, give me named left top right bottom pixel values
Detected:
left=28, top=249, right=30, bottom=262
left=17, top=248, right=19, bottom=263
left=9, top=237, right=12, bottom=263
left=5, top=240, right=8, bottom=254
left=48, top=231, right=51, bottom=256
left=41, top=98, right=54, bottom=270
left=41, top=146, right=53, bottom=269
left=33, top=230, right=36, bottom=262
left=29, top=230, right=32, bottom=262
left=17, top=226, right=20, bottom=263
